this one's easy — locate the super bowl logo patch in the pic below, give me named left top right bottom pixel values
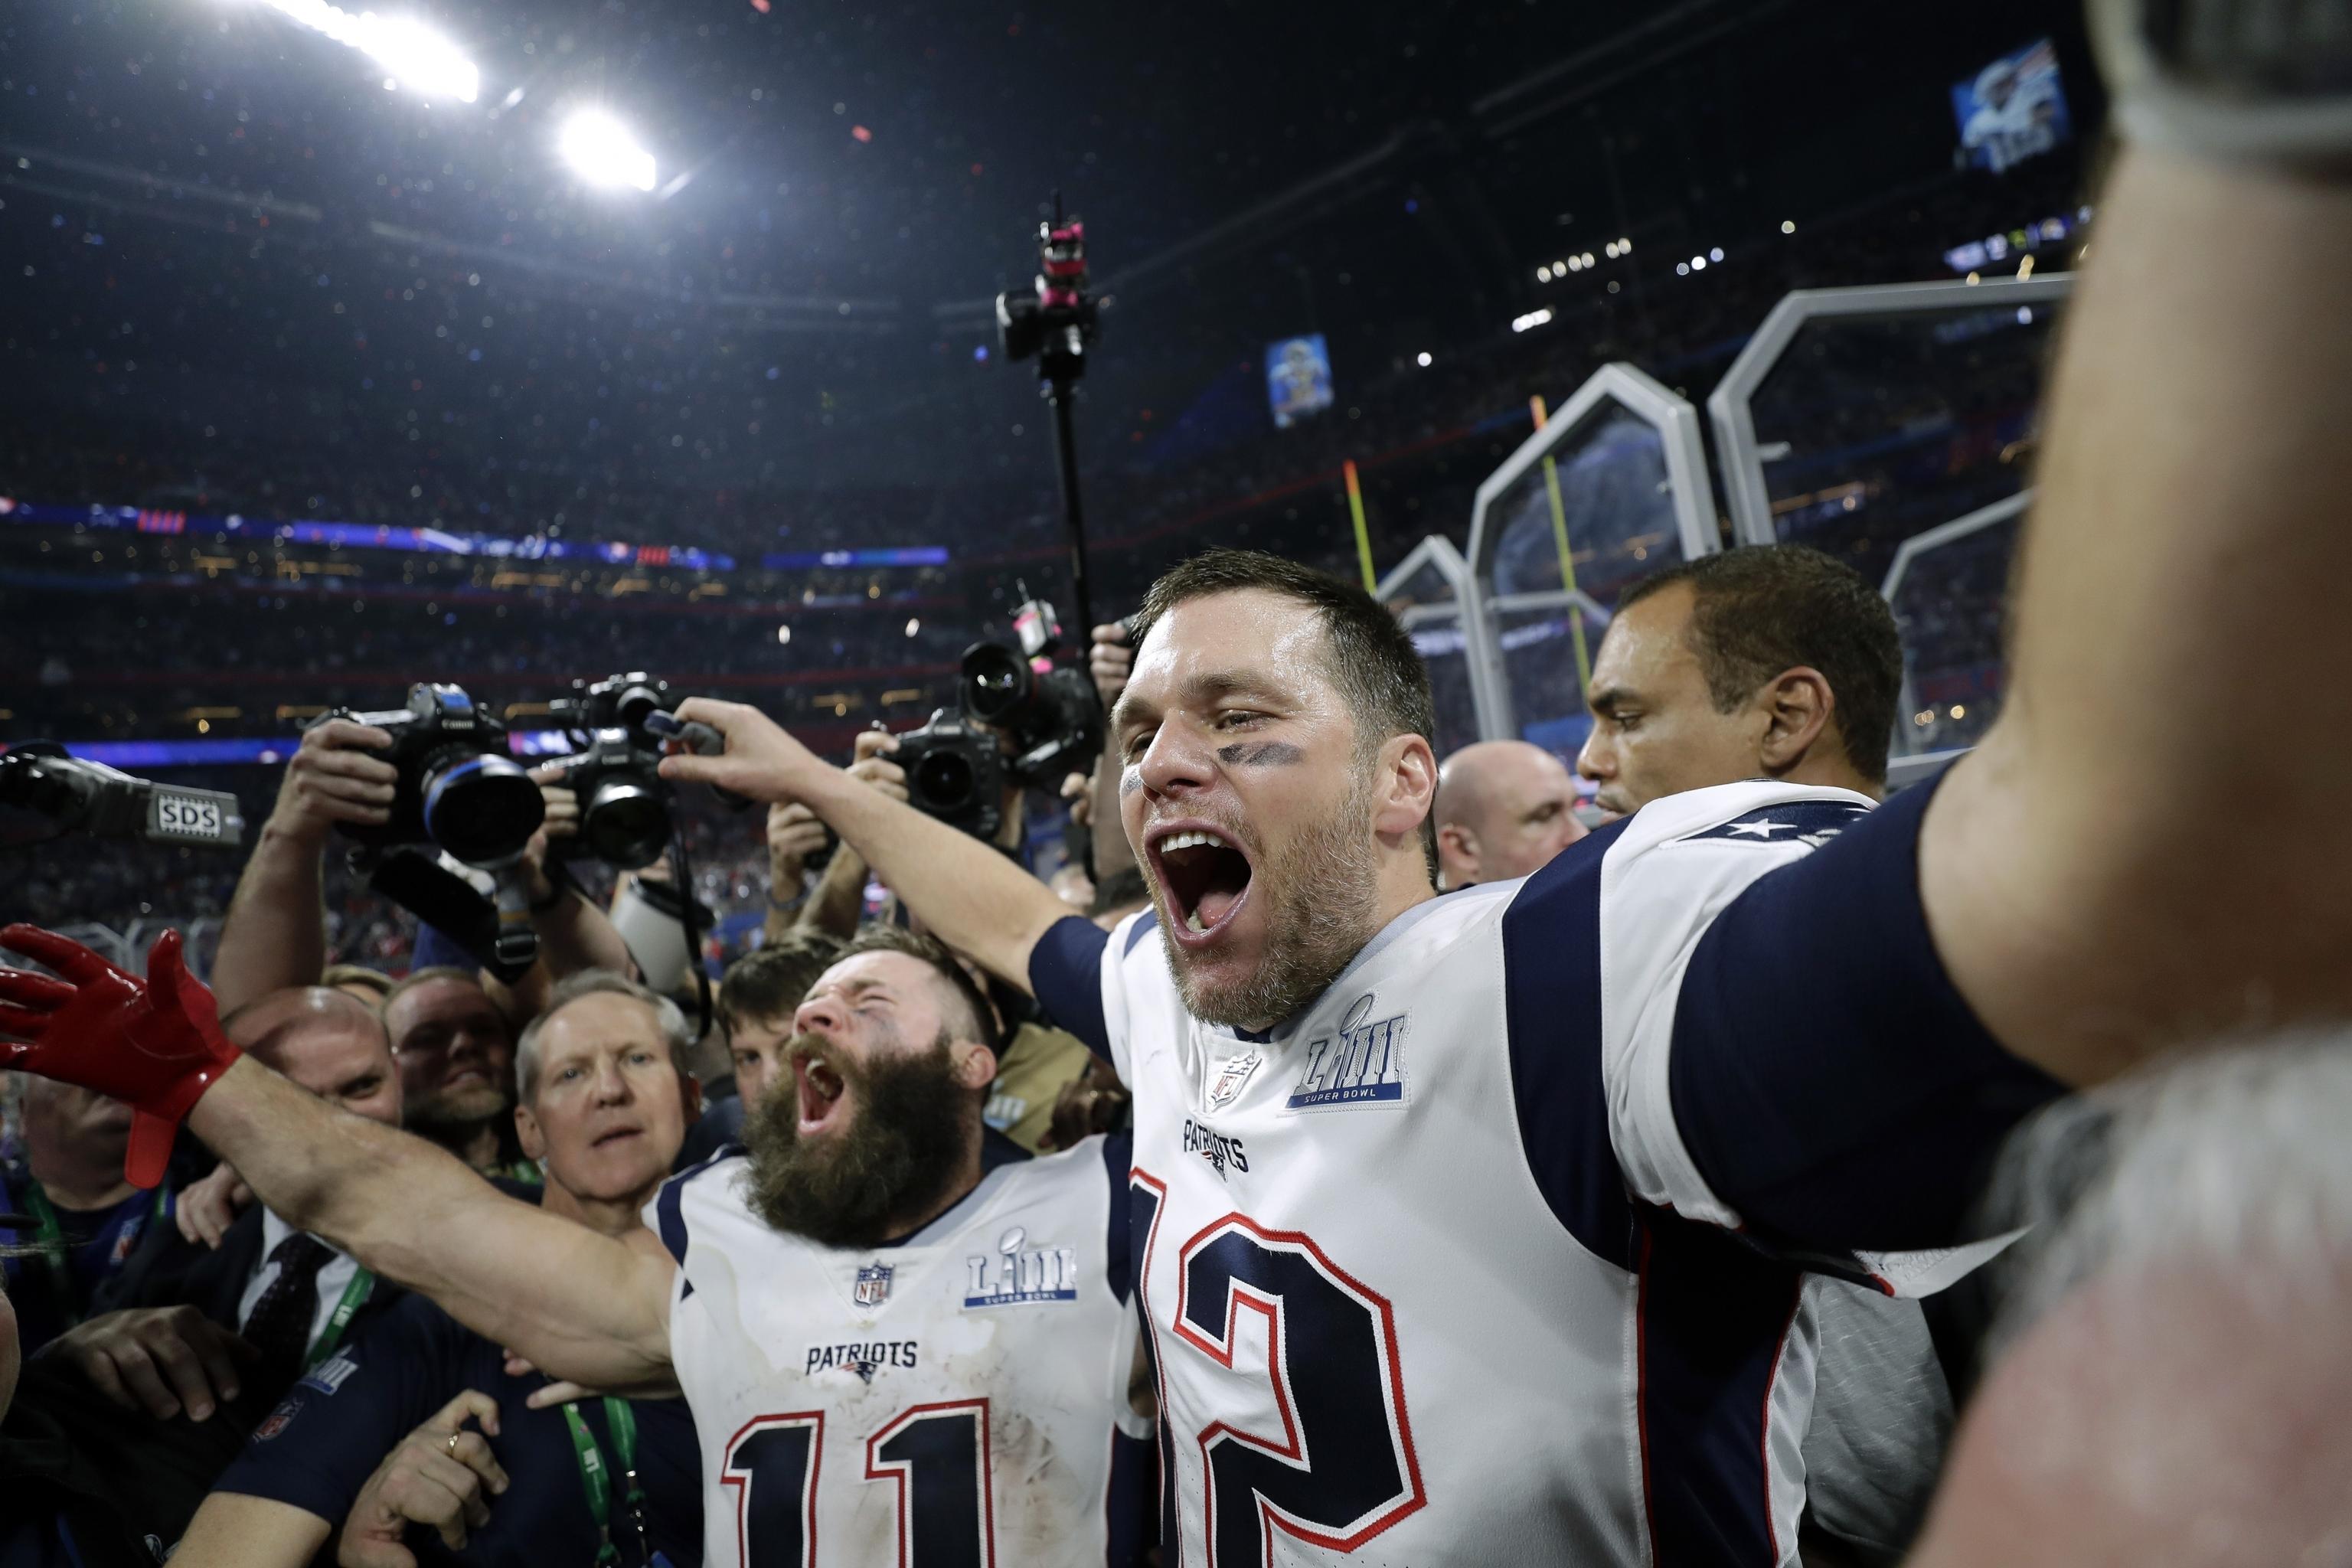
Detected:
left=1284, top=994, right=1407, bottom=1112
left=298, top=1349, right=361, bottom=1396
left=854, top=1262, right=893, bottom=1308
left=962, top=1225, right=1079, bottom=1308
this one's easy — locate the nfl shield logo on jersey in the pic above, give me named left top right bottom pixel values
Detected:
left=1207, top=1048, right=1262, bottom=1110
left=854, top=1262, right=893, bottom=1308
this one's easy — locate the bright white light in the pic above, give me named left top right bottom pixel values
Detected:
left=1416, top=351, right=1432, bottom=367
left=1691, top=256, right=1707, bottom=270
left=1537, top=266, right=1552, bottom=283
left=560, top=109, right=658, bottom=193
left=904, top=617, right=920, bottom=637
left=1708, top=247, right=1723, bottom=263
left=1553, top=259, right=1568, bottom=273
left=1617, top=237, right=1631, bottom=252
left=1604, top=241, right=1619, bottom=259
left=1511, top=307, right=1553, bottom=334
left=1676, top=261, right=1690, bottom=276
left=2017, top=305, right=2034, bottom=325
left=776, top=624, right=792, bottom=645
left=1567, top=256, right=1582, bottom=273
left=1581, top=252, right=1595, bottom=267
left=1780, top=219, right=1796, bottom=234
left=252, top=1, right=479, bottom=103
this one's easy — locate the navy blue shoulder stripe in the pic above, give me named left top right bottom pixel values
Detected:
left=655, top=1142, right=742, bottom=1274
left=1122, top=909, right=1159, bottom=956
left=1101, top=1129, right=1135, bottom=1304
left=1030, top=914, right=1115, bottom=1062
left=1500, top=816, right=1636, bottom=1269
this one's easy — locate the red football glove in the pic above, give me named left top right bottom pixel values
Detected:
left=0, top=925, right=242, bottom=1189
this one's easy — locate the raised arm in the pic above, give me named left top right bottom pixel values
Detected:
left=211, top=720, right=395, bottom=1012
left=658, top=699, right=1073, bottom=990
left=0, top=928, right=676, bottom=1394
left=1920, top=143, right=2352, bottom=1087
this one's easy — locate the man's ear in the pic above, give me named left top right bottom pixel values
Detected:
left=1436, top=822, right=1479, bottom=877
left=514, top=1102, right=546, bottom=1162
left=1756, top=666, right=1837, bottom=773
left=950, top=1039, right=1000, bottom=1094
left=1376, top=733, right=1440, bottom=844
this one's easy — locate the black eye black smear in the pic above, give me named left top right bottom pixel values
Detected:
left=1217, top=741, right=1305, bottom=767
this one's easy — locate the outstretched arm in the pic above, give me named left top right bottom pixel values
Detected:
left=658, top=700, right=1073, bottom=991
left=0, top=929, right=676, bottom=1393
left=1921, top=146, right=2352, bottom=1086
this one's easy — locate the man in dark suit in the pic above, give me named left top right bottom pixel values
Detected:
left=64, top=987, right=413, bottom=1427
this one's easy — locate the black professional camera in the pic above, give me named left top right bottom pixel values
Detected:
left=317, top=684, right=543, bottom=867
left=895, top=709, right=1007, bottom=841
left=995, top=205, right=1098, bottom=384
left=541, top=673, right=678, bottom=870
left=960, top=590, right=1103, bottom=786
left=0, top=745, right=245, bottom=849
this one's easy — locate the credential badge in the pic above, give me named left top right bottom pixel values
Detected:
left=854, top=1262, right=893, bottom=1308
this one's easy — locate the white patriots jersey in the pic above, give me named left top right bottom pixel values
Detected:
left=651, top=1134, right=1152, bottom=1568
left=1087, top=781, right=1929, bottom=1568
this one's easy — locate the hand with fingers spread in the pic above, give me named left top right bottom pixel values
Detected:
left=1089, top=622, right=1135, bottom=708
left=270, top=719, right=400, bottom=844
left=50, top=1304, right=260, bottom=1422
left=338, top=1390, right=510, bottom=1568
left=654, top=697, right=826, bottom=805
left=175, top=1159, right=256, bottom=1250
left=0, top=925, right=241, bottom=1186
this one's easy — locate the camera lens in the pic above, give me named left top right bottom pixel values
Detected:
left=911, top=749, right=977, bottom=812
left=419, top=752, right=545, bottom=866
left=583, top=776, right=671, bottom=869
left=961, top=642, right=1033, bottom=725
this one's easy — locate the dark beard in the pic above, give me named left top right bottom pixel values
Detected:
left=1158, top=765, right=1384, bottom=1031
left=407, top=1097, right=518, bottom=1171
left=741, top=1029, right=975, bottom=1250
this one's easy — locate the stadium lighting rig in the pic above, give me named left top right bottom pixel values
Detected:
left=559, top=109, right=659, bottom=193
left=240, top=0, right=479, bottom=103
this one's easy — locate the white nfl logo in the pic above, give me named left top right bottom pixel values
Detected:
left=854, top=1262, right=893, bottom=1308
left=1207, top=1049, right=1262, bottom=1110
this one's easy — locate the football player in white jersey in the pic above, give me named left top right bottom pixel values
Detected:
left=0, top=928, right=1150, bottom=1567
left=621, top=139, right=2352, bottom=1557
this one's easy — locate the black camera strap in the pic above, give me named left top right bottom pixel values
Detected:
left=361, top=848, right=540, bottom=983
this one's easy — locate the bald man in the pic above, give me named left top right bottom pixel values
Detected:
left=61, top=988, right=410, bottom=1430
left=1432, top=739, right=1588, bottom=890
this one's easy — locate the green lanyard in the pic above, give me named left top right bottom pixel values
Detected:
left=562, top=1396, right=647, bottom=1567
left=16, top=1180, right=169, bottom=1330
left=505, top=1159, right=545, bottom=1187
left=305, top=1264, right=376, bottom=1370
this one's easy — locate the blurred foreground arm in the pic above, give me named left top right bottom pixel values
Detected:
left=1923, top=145, right=2352, bottom=1085
left=658, top=700, right=1071, bottom=990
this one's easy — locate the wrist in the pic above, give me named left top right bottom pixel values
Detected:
left=260, top=813, right=329, bottom=852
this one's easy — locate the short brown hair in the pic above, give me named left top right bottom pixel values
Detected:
left=718, top=930, right=847, bottom=1039
left=1128, top=549, right=1439, bottom=877
left=835, top=926, right=1001, bottom=1052
left=1616, top=544, right=1903, bottom=784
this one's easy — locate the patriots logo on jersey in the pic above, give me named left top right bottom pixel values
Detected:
left=1182, top=1116, right=1250, bottom=1181
left=853, top=1262, right=893, bottom=1308
left=1285, top=992, right=1408, bottom=1112
left=805, top=1338, right=919, bottom=1380
left=1681, top=800, right=1870, bottom=847
left=962, top=1224, right=1080, bottom=1308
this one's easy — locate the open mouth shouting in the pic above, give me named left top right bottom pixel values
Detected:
left=792, top=1050, right=852, bottom=1138
left=1147, top=820, right=1257, bottom=949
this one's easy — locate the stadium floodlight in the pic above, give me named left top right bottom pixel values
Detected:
left=1617, top=237, right=1631, bottom=251
left=1780, top=219, right=1796, bottom=234
left=1416, top=351, right=1433, bottom=367
left=1709, top=247, right=1724, bottom=263
left=1537, top=266, right=1552, bottom=282
left=248, top=0, right=479, bottom=103
left=560, top=109, right=658, bottom=192
left=1510, top=308, right=1553, bottom=334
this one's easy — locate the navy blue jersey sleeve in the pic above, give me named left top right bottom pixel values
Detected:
left=1028, top=914, right=1114, bottom=1060
left=1668, top=772, right=2065, bottom=1253
left=210, top=1292, right=459, bottom=1523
